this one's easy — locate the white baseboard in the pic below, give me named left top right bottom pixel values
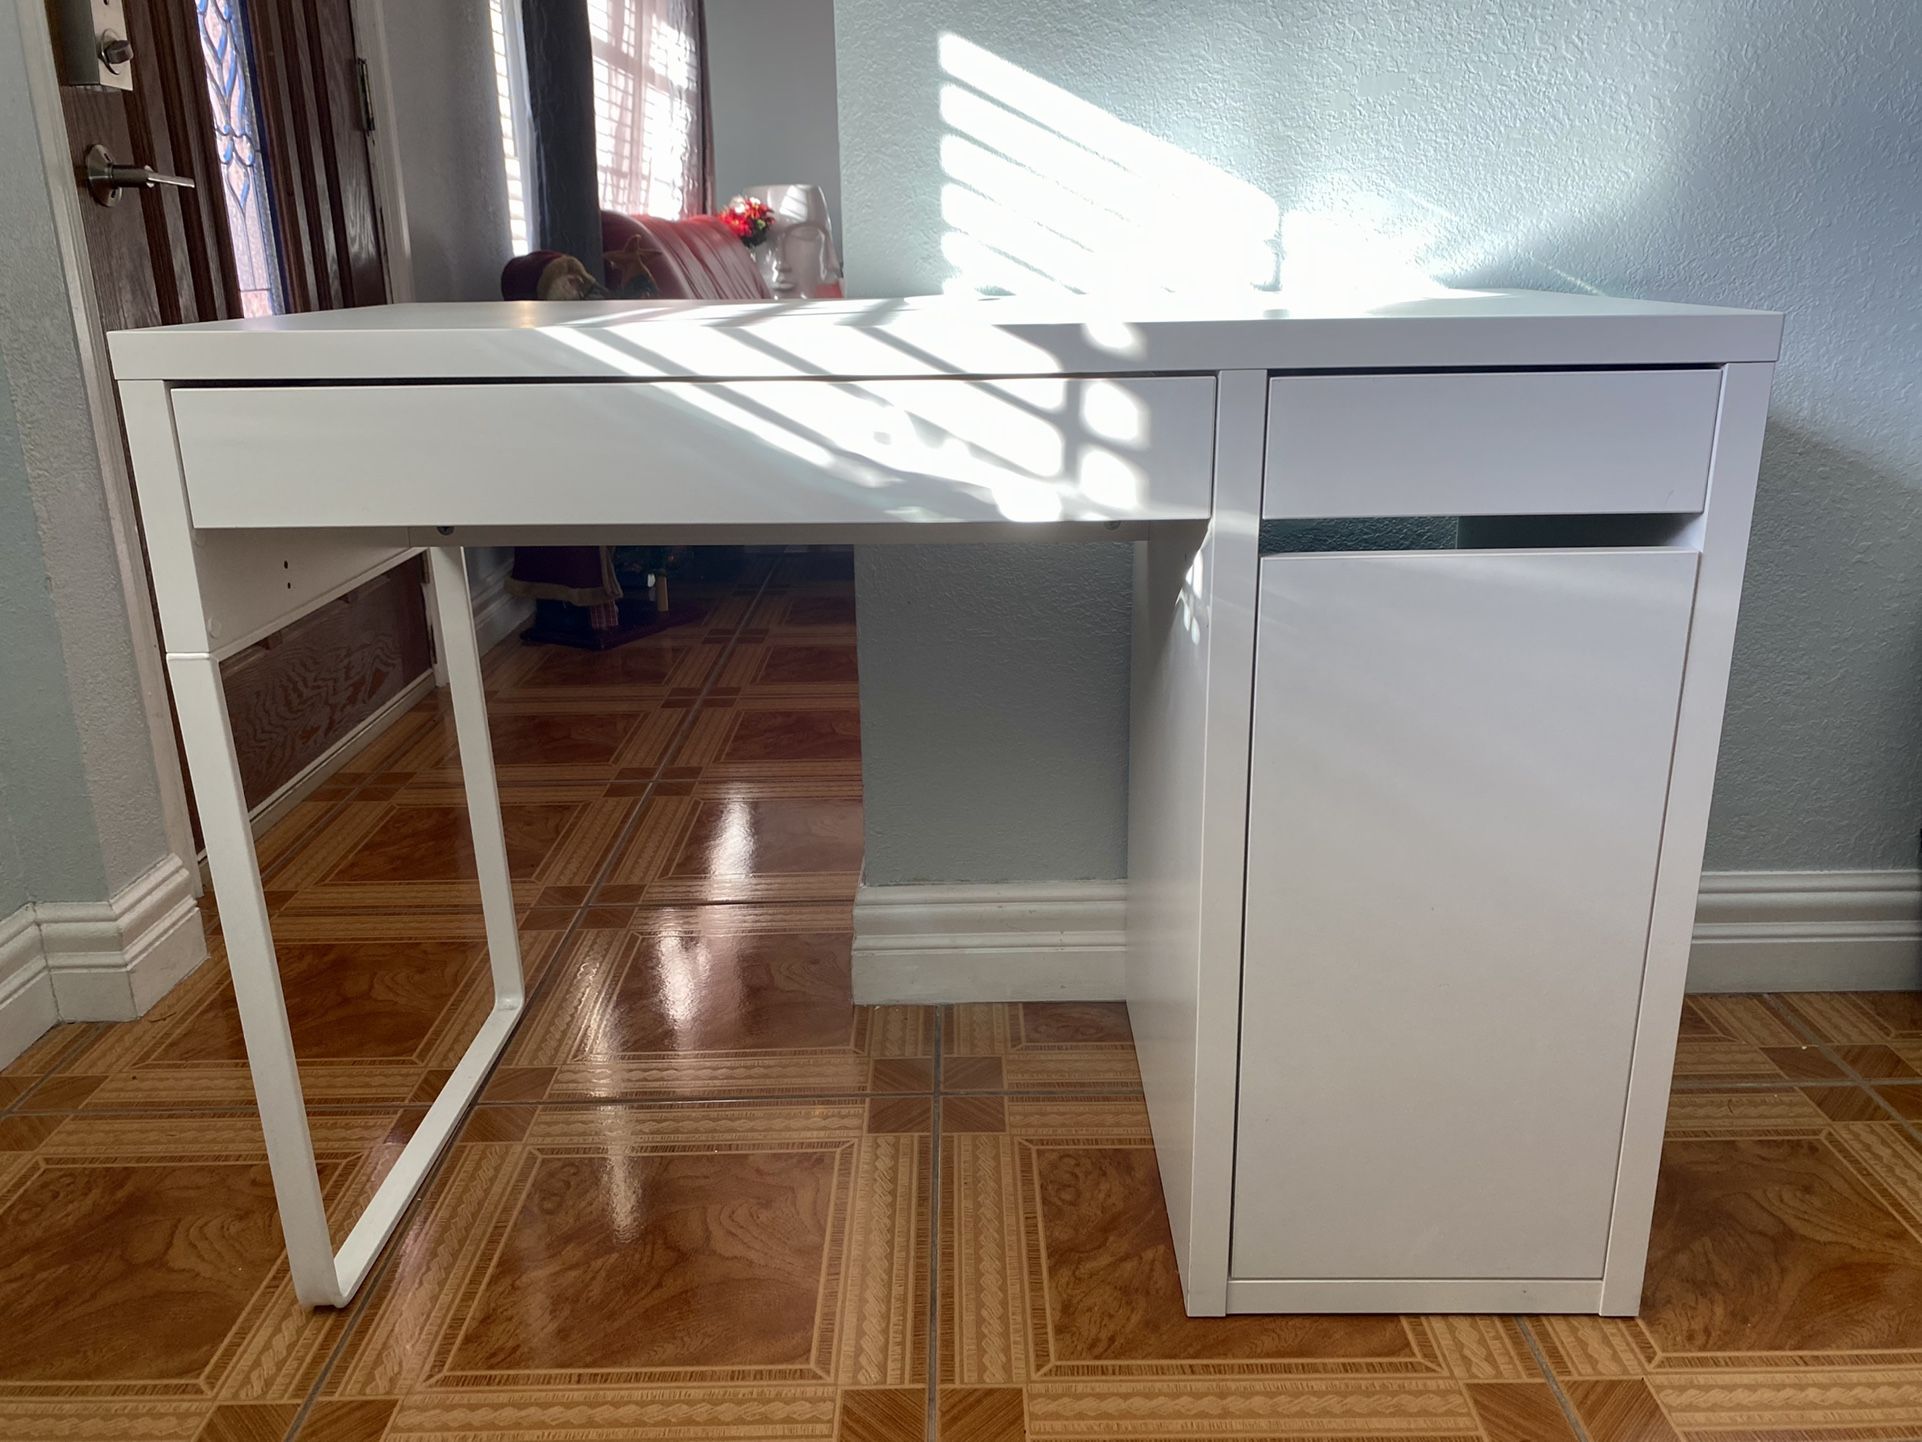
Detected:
left=247, top=670, right=436, bottom=840
left=1688, top=869, right=1922, bottom=992
left=36, top=853, right=208, bottom=1022
left=852, top=870, right=1922, bottom=1006
left=472, top=558, right=534, bottom=653
left=0, top=905, right=57, bottom=1070
left=852, top=881, right=1125, bottom=1004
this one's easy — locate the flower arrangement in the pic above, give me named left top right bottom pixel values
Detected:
left=720, top=195, right=774, bottom=248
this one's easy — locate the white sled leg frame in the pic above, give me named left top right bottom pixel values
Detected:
left=126, top=382, right=524, bottom=1307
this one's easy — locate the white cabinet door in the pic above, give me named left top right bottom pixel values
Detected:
left=1232, top=547, right=1698, bottom=1283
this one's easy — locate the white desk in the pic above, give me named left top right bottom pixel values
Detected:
left=110, top=291, right=1780, bottom=1314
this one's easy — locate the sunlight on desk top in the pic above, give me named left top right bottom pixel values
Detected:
left=109, top=289, right=1782, bottom=384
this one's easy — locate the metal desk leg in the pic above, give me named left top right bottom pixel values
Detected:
left=165, top=545, right=525, bottom=1308
left=168, top=652, right=345, bottom=1305
left=425, top=546, right=526, bottom=1011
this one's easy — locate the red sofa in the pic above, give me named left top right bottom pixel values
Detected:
left=501, top=212, right=773, bottom=647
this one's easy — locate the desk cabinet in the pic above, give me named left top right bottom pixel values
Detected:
left=1233, top=546, right=1697, bottom=1296
left=1128, top=357, right=1774, bottom=1318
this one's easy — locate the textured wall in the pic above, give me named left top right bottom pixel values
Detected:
left=0, top=798, right=24, bottom=920
left=0, top=4, right=174, bottom=904
left=381, top=0, right=517, bottom=304
left=838, top=0, right=1922, bottom=880
left=856, top=542, right=1132, bottom=882
left=708, top=0, right=844, bottom=244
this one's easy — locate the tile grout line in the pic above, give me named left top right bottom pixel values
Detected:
left=1515, top=1317, right=1595, bottom=1442
left=283, top=562, right=784, bottom=1441
left=1761, top=992, right=1922, bottom=1141
left=6, top=1084, right=1149, bottom=1120
left=926, top=1004, right=944, bottom=1442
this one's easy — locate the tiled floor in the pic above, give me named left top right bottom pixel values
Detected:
left=7, top=550, right=1922, bottom=1440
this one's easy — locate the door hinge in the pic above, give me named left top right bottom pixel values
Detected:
left=354, top=57, right=377, bottom=133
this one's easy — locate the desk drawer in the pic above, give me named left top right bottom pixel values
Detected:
left=170, top=376, right=1216, bottom=530
left=1263, top=369, right=1719, bottom=519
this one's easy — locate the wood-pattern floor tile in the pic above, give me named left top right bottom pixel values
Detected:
left=34, top=928, right=563, bottom=1111
left=837, top=1386, right=925, bottom=1441
left=502, top=917, right=934, bottom=1100
left=941, top=1004, right=1141, bottom=1093
left=1561, top=1378, right=1683, bottom=1442
left=939, top=1385, right=1025, bottom=1440
left=292, top=1398, right=397, bottom=1442
left=1776, top=991, right=1922, bottom=1048
left=196, top=1403, right=299, bottom=1442
left=1669, top=996, right=1840, bottom=1086
left=1533, top=1084, right=1922, bottom=1441
left=937, top=1093, right=1543, bottom=1438
left=324, top=1101, right=928, bottom=1439
left=1464, top=1382, right=1580, bottom=1441
left=0, top=1109, right=414, bottom=1441
left=1875, top=1083, right=1922, bottom=1121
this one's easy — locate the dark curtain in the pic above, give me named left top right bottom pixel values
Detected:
left=520, top=0, right=603, bottom=266
left=691, top=0, right=715, bottom=214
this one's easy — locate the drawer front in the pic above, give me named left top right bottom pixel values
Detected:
left=170, top=376, right=1216, bottom=529
left=1263, top=368, right=1720, bottom=518
left=1232, top=546, right=1698, bottom=1283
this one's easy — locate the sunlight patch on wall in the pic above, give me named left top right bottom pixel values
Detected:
left=936, top=32, right=1278, bottom=297
left=936, top=32, right=1478, bottom=312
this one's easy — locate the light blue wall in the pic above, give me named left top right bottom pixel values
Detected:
left=0, top=362, right=110, bottom=904
left=0, top=807, right=23, bottom=920
left=0, top=2, right=175, bottom=907
left=839, top=0, right=1922, bottom=882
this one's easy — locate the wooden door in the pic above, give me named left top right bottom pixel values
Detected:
left=53, top=0, right=429, bottom=836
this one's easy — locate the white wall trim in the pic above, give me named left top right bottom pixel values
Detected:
left=1688, top=868, right=1922, bottom=993
left=471, top=557, right=534, bottom=654
left=852, top=880, right=1125, bottom=1003
left=0, top=904, right=57, bottom=1069
left=349, top=0, right=417, bottom=303
left=38, top=853, right=207, bottom=1021
left=854, top=870, right=1922, bottom=1005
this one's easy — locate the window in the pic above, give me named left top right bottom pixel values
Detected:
left=587, top=0, right=703, bottom=217
left=196, top=0, right=285, bottom=316
left=488, top=0, right=533, bottom=254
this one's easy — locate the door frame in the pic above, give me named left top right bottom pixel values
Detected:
left=16, top=0, right=428, bottom=883
left=349, top=0, right=416, bottom=302
left=15, top=0, right=196, bottom=883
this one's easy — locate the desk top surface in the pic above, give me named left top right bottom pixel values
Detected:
left=109, top=289, right=1782, bottom=383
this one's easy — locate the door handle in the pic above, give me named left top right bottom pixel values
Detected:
left=83, top=143, right=196, bottom=208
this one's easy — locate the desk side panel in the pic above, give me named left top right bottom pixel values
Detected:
left=1127, top=369, right=1265, bottom=1316
left=1600, top=362, right=1775, bottom=1313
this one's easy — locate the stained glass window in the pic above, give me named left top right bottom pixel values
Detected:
left=197, top=0, right=285, bottom=316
